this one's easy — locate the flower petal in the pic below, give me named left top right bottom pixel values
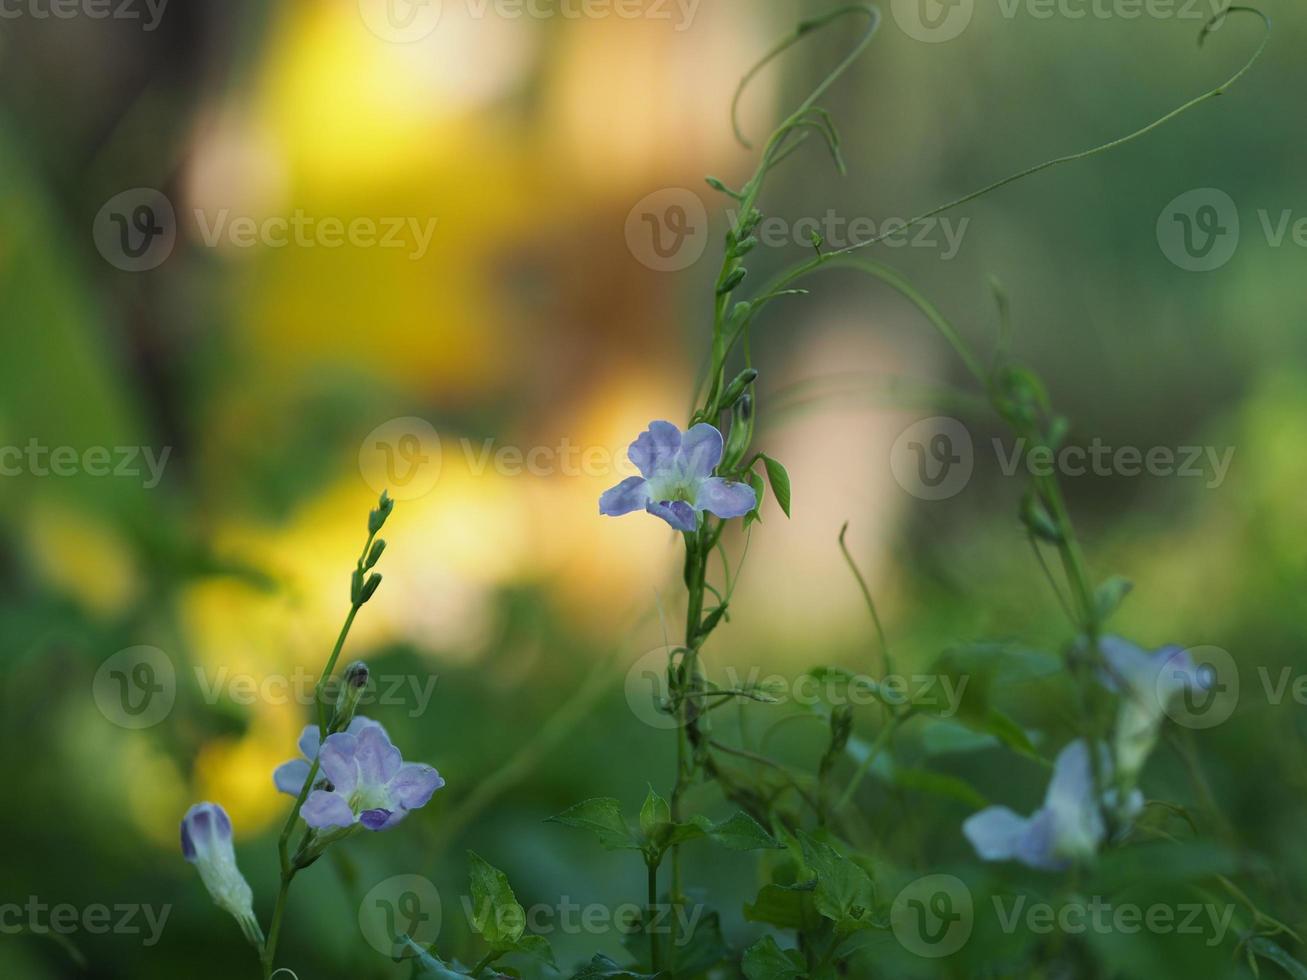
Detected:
left=296, top=724, right=321, bottom=762
left=388, top=763, right=445, bottom=810
left=696, top=477, right=756, bottom=519
left=1043, top=740, right=1106, bottom=860
left=355, top=724, right=402, bottom=786
left=318, top=733, right=359, bottom=795
left=347, top=716, right=386, bottom=738
left=359, top=808, right=395, bottom=831
left=679, top=423, right=724, bottom=478
left=628, top=421, right=681, bottom=478
left=273, top=759, right=312, bottom=797
left=599, top=476, right=651, bottom=517
left=962, top=806, right=1032, bottom=863
left=1096, top=635, right=1153, bottom=695
left=646, top=499, right=697, bottom=532
left=301, top=790, right=356, bottom=829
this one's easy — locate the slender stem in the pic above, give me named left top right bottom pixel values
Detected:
left=646, top=861, right=663, bottom=973
left=260, top=873, right=293, bottom=979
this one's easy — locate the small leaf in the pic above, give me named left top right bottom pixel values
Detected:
left=504, top=934, right=555, bottom=967
left=467, top=851, right=525, bottom=946
left=798, top=832, right=875, bottom=931
left=639, top=786, right=670, bottom=839
left=400, top=937, right=474, bottom=978
left=570, top=953, right=656, bottom=979
left=744, top=881, right=813, bottom=930
left=692, top=811, right=783, bottom=851
left=1094, top=575, right=1133, bottom=621
left=547, top=798, right=639, bottom=851
left=761, top=455, right=791, bottom=517
left=744, top=470, right=766, bottom=527
left=1248, top=937, right=1307, bottom=980
left=742, top=935, right=806, bottom=980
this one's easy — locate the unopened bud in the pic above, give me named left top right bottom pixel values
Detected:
left=181, top=803, right=263, bottom=948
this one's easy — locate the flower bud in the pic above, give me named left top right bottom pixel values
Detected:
left=365, top=538, right=386, bottom=570
left=332, top=661, right=370, bottom=730
left=368, top=490, right=394, bottom=535
left=180, top=803, right=263, bottom=948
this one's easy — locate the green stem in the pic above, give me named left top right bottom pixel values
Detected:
left=647, top=860, right=663, bottom=973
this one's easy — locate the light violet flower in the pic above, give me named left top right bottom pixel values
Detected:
left=1096, top=636, right=1206, bottom=786
left=963, top=740, right=1141, bottom=872
left=599, top=421, right=756, bottom=532
left=274, top=717, right=444, bottom=831
left=181, top=802, right=262, bottom=945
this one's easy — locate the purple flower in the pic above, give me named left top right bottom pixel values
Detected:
left=274, top=717, right=444, bottom=831
left=1096, top=636, right=1206, bottom=783
left=963, top=740, right=1141, bottom=872
left=181, top=802, right=262, bottom=944
left=599, top=421, right=757, bottom=532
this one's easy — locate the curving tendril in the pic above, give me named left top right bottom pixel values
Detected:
left=826, top=5, right=1272, bottom=259
left=730, top=4, right=880, bottom=152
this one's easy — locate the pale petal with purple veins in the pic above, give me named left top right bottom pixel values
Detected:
left=628, top=421, right=682, bottom=478
left=680, top=423, right=725, bottom=478
left=356, top=725, right=402, bottom=785
left=390, top=763, right=445, bottom=809
left=696, top=477, right=757, bottom=519
left=599, top=476, right=651, bottom=517
left=273, top=759, right=312, bottom=796
left=646, top=499, right=697, bottom=532
left=302, top=789, right=357, bottom=829
left=318, top=733, right=360, bottom=794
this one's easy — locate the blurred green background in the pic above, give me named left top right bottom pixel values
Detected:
left=2, top=0, right=1305, bottom=976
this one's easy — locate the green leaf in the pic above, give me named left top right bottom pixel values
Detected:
left=547, top=798, right=639, bottom=851
left=893, top=767, right=987, bottom=808
left=761, top=454, right=792, bottom=517
left=505, top=934, right=555, bottom=967
left=691, top=811, right=783, bottom=851
left=467, top=851, right=525, bottom=946
left=798, top=832, right=875, bottom=931
left=400, top=937, right=474, bottom=978
left=742, top=935, right=806, bottom=980
left=1095, top=575, right=1133, bottom=621
left=745, top=470, right=766, bottom=527
left=570, top=953, right=656, bottom=979
left=669, top=909, right=730, bottom=976
left=1248, top=937, right=1307, bottom=980
left=744, top=881, right=814, bottom=930
left=638, top=786, right=670, bottom=839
